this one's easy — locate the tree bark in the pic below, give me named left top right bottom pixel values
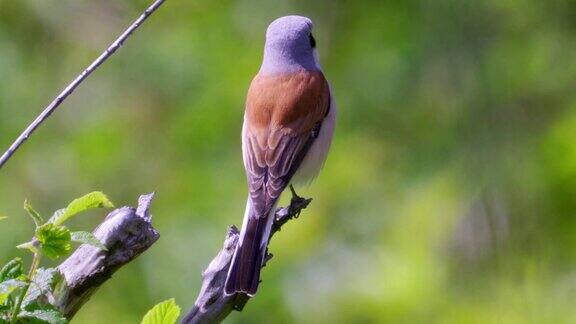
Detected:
left=54, top=193, right=160, bottom=319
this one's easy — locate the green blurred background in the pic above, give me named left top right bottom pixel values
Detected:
left=1, top=0, right=576, bottom=323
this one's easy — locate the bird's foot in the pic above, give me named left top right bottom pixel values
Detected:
left=288, top=185, right=310, bottom=218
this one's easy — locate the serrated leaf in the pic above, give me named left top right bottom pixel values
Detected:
left=49, top=192, right=114, bottom=226
left=0, top=287, right=15, bottom=305
left=36, top=224, right=72, bottom=259
left=18, top=308, right=68, bottom=324
left=70, top=231, right=107, bottom=251
left=0, top=303, right=10, bottom=312
left=141, top=298, right=180, bottom=324
left=24, top=200, right=43, bottom=228
left=23, top=268, right=61, bottom=307
left=0, top=279, right=27, bottom=305
left=0, top=257, right=23, bottom=281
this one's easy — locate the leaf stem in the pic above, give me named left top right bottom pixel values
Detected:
left=10, top=252, right=41, bottom=323
left=27, top=251, right=41, bottom=280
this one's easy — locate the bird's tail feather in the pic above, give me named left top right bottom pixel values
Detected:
left=225, top=199, right=275, bottom=296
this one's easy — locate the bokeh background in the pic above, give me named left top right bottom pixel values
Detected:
left=1, top=0, right=576, bottom=323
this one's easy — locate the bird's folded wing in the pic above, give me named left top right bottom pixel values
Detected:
left=243, top=71, right=330, bottom=217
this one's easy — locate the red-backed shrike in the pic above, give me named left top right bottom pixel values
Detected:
left=225, top=15, right=336, bottom=296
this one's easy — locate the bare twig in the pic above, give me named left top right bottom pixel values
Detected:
left=0, top=0, right=167, bottom=169
left=54, top=193, right=160, bottom=319
left=182, top=196, right=312, bottom=324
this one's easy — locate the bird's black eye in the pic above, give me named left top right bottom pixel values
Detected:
left=309, top=33, right=316, bottom=48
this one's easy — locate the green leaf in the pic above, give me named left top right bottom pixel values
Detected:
left=36, top=224, right=72, bottom=259
left=70, top=231, right=107, bottom=251
left=23, top=200, right=43, bottom=228
left=18, top=308, right=68, bottom=324
left=49, top=192, right=114, bottom=226
left=0, top=257, right=23, bottom=281
left=23, top=268, right=61, bottom=308
left=0, top=279, right=26, bottom=305
left=0, top=216, right=6, bottom=221
left=0, top=287, right=15, bottom=305
left=141, top=298, right=180, bottom=324
left=0, top=303, right=10, bottom=314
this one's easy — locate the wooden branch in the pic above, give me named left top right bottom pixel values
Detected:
left=54, top=193, right=160, bottom=319
left=47, top=192, right=310, bottom=323
left=0, top=0, right=167, bottom=169
left=181, top=196, right=312, bottom=324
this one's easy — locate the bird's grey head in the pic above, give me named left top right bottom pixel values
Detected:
left=259, top=15, right=320, bottom=74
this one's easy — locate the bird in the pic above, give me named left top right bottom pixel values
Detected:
left=224, top=15, right=336, bottom=297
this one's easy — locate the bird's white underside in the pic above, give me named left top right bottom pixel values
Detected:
left=290, top=88, right=336, bottom=186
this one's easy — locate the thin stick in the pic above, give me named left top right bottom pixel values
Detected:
left=0, top=0, right=167, bottom=169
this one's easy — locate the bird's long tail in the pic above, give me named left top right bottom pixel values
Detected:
left=225, top=198, right=276, bottom=296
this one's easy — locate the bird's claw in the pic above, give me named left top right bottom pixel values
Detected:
left=293, top=210, right=301, bottom=218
